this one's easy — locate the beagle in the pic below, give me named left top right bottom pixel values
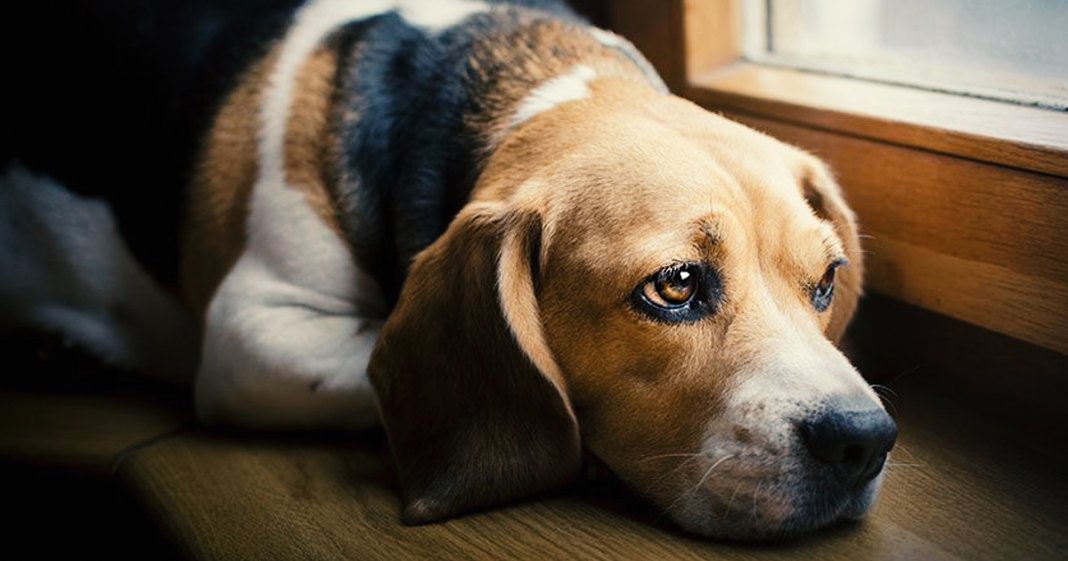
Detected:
left=1, top=0, right=896, bottom=540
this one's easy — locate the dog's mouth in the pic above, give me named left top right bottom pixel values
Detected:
left=649, top=447, right=889, bottom=541
left=607, top=393, right=896, bottom=541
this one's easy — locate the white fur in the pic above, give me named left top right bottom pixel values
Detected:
left=511, top=65, right=598, bottom=126
left=589, top=28, right=625, bottom=50
left=400, top=0, right=491, bottom=31
left=0, top=164, right=198, bottom=383
left=589, top=27, right=669, bottom=94
left=195, top=0, right=391, bottom=429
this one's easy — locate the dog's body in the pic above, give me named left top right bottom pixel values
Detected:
left=2, top=0, right=896, bottom=540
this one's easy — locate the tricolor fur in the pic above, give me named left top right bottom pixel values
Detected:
left=183, top=0, right=664, bottom=427
left=2, top=0, right=894, bottom=541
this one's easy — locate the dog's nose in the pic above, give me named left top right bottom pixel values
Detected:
left=801, top=404, right=897, bottom=488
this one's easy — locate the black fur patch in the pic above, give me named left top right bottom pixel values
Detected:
left=333, top=1, right=587, bottom=304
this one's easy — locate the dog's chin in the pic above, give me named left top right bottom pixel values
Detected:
left=663, top=466, right=886, bottom=542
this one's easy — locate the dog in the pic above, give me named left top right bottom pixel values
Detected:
left=1, top=0, right=896, bottom=540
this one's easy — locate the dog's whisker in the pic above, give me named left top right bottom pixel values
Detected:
left=657, top=454, right=737, bottom=520
left=636, top=452, right=706, bottom=464
left=872, top=388, right=900, bottom=416
left=889, top=443, right=921, bottom=463
left=751, top=481, right=763, bottom=525
left=871, top=384, right=898, bottom=398
left=646, top=452, right=707, bottom=492
left=723, top=479, right=745, bottom=519
left=691, top=454, right=736, bottom=492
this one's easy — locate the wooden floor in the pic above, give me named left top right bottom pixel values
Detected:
left=2, top=296, right=1067, bottom=560
left=109, top=372, right=1067, bottom=561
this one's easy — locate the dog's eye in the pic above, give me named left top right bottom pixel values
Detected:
left=644, top=267, right=696, bottom=307
left=633, top=263, right=720, bottom=323
left=811, top=260, right=846, bottom=312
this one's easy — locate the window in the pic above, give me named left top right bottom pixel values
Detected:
left=746, top=0, right=1068, bottom=109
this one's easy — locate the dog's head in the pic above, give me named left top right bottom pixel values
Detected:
left=368, top=81, right=895, bottom=540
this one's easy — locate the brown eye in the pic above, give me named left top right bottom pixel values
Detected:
left=632, top=262, right=721, bottom=323
left=812, top=259, right=846, bottom=312
left=643, top=266, right=697, bottom=307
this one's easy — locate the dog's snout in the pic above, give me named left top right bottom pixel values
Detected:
left=801, top=405, right=897, bottom=488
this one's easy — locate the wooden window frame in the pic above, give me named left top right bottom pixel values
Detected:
left=607, top=0, right=1068, bottom=356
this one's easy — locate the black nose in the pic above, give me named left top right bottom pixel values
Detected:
left=801, top=406, right=897, bottom=488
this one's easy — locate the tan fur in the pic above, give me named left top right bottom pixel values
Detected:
left=182, top=41, right=345, bottom=316
left=182, top=53, right=274, bottom=316
left=372, top=78, right=867, bottom=531
left=283, top=42, right=344, bottom=234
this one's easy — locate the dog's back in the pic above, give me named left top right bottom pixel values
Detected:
left=0, top=0, right=601, bottom=378
left=2, top=0, right=589, bottom=288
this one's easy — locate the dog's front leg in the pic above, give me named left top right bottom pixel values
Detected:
left=194, top=254, right=383, bottom=431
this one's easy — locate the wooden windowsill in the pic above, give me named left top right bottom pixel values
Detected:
left=686, top=62, right=1068, bottom=179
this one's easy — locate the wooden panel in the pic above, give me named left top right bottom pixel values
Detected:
left=682, top=0, right=741, bottom=78
left=606, top=0, right=687, bottom=91
left=845, top=295, right=1068, bottom=433
left=719, top=111, right=1068, bottom=356
left=689, top=64, right=1068, bottom=179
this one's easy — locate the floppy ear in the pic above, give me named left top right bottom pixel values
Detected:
left=368, top=201, right=581, bottom=524
left=801, top=160, right=865, bottom=344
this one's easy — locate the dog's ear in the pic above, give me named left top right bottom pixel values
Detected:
left=368, top=201, right=581, bottom=524
left=801, top=160, right=865, bottom=344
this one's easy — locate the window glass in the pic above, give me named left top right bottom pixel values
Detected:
left=751, top=0, right=1068, bottom=109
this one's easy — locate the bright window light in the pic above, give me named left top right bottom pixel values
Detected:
left=744, top=0, right=1068, bottom=109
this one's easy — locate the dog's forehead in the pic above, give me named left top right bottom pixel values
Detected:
left=532, top=95, right=821, bottom=266
left=552, top=92, right=808, bottom=211
left=487, top=80, right=806, bottom=205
